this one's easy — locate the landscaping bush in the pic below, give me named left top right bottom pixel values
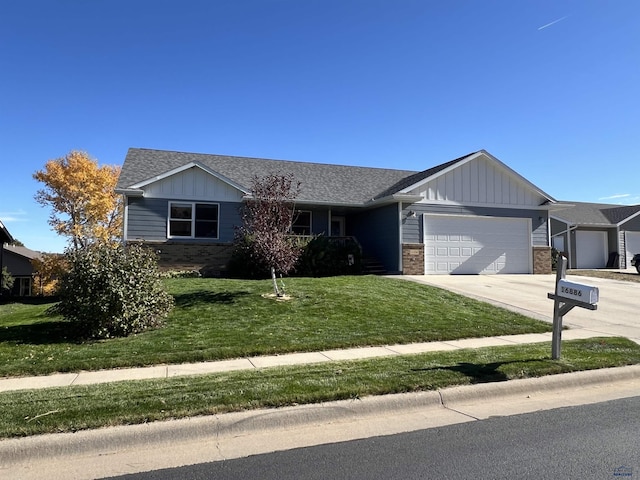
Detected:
left=51, top=243, right=174, bottom=339
left=295, top=235, right=362, bottom=277
left=1, top=267, right=14, bottom=296
left=227, top=234, right=273, bottom=279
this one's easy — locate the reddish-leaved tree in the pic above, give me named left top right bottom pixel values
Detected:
left=236, top=173, right=302, bottom=296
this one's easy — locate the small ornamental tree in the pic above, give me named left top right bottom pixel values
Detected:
left=52, top=243, right=173, bottom=339
left=235, top=173, right=302, bottom=296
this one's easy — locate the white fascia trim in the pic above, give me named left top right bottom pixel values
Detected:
left=399, top=151, right=481, bottom=195
left=617, top=209, right=640, bottom=227
left=366, top=194, right=423, bottom=207
left=130, top=162, right=250, bottom=194
left=418, top=199, right=555, bottom=211
left=400, top=150, right=557, bottom=204
left=115, top=188, right=144, bottom=197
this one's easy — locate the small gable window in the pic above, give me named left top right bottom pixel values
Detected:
left=291, top=210, right=312, bottom=235
left=168, top=202, right=219, bottom=239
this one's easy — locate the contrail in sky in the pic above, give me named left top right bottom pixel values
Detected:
left=538, top=15, right=569, bottom=30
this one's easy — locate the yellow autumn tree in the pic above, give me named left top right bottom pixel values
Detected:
left=33, top=151, right=123, bottom=250
left=31, top=253, right=67, bottom=296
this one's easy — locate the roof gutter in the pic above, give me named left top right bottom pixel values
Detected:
left=115, top=188, right=144, bottom=197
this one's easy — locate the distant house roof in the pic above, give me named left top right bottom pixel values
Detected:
left=3, top=245, right=43, bottom=262
left=117, top=148, right=485, bottom=206
left=552, top=202, right=640, bottom=227
left=0, top=220, right=13, bottom=244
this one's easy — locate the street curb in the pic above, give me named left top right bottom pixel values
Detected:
left=440, top=363, right=640, bottom=405
left=2, top=365, right=640, bottom=467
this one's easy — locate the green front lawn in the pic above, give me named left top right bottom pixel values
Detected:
left=2, top=337, right=638, bottom=438
left=0, top=276, right=552, bottom=377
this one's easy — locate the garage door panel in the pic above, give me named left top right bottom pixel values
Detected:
left=424, top=215, right=531, bottom=275
left=575, top=231, right=607, bottom=269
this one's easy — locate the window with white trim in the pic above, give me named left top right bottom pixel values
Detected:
left=168, top=202, right=219, bottom=239
left=291, top=210, right=312, bottom=235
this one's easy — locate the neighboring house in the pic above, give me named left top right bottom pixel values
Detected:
left=0, top=220, right=14, bottom=293
left=116, top=148, right=557, bottom=275
left=550, top=202, right=640, bottom=269
left=2, top=245, right=43, bottom=296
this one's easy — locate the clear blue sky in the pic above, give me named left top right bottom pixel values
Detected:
left=2, top=0, right=638, bottom=253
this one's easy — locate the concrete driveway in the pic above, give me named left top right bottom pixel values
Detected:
left=397, top=274, right=640, bottom=344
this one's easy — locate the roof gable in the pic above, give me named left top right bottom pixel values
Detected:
left=552, top=202, right=640, bottom=226
left=0, top=220, right=13, bottom=244
left=400, top=150, right=555, bottom=207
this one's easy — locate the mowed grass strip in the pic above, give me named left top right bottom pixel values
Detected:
left=0, top=276, right=551, bottom=377
left=1, top=337, right=638, bottom=439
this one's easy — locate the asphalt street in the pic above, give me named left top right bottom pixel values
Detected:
left=104, top=395, right=640, bottom=480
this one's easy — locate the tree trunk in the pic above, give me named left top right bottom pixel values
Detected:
left=271, top=267, right=281, bottom=296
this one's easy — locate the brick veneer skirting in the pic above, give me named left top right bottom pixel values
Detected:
left=131, top=242, right=234, bottom=276
left=402, top=243, right=425, bottom=275
left=532, top=246, right=552, bottom=274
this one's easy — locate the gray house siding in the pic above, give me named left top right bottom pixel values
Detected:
left=348, top=204, right=400, bottom=272
left=126, top=197, right=167, bottom=241
left=620, top=215, right=640, bottom=267
left=401, top=204, right=548, bottom=246
left=126, top=197, right=241, bottom=243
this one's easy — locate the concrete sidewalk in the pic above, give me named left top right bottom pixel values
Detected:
left=0, top=329, right=615, bottom=393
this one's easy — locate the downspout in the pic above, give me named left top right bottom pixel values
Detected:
left=567, top=225, right=578, bottom=269
left=398, top=202, right=403, bottom=273
left=121, top=193, right=129, bottom=245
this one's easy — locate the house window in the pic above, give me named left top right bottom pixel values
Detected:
left=292, top=211, right=312, bottom=235
left=168, top=202, right=219, bottom=239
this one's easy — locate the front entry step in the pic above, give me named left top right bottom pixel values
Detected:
left=361, top=257, right=387, bottom=275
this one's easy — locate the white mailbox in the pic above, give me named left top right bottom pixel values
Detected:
left=557, top=280, right=599, bottom=305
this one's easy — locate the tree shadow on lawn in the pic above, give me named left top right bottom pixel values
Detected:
left=0, top=319, right=82, bottom=345
left=413, top=359, right=548, bottom=384
left=172, top=290, right=252, bottom=308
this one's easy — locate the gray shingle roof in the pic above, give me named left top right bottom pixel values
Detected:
left=3, top=245, right=42, bottom=261
left=118, top=148, right=427, bottom=205
left=553, top=201, right=640, bottom=226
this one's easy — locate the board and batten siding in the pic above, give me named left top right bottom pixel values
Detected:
left=126, top=197, right=241, bottom=243
left=142, top=166, right=246, bottom=202
left=401, top=204, right=548, bottom=247
left=406, top=155, right=548, bottom=207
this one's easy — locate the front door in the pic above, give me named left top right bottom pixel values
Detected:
left=331, top=216, right=345, bottom=236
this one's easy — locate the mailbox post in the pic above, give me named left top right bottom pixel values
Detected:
left=547, top=255, right=599, bottom=359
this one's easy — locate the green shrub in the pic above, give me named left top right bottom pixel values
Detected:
left=295, top=236, right=362, bottom=277
left=227, top=234, right=273, bottom=279
left=1, top=267, right=14, bottom=296
left=52, top=243, right=174, bottom=339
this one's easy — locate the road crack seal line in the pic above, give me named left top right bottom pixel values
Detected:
left=437, top=390, right=480, bottom=421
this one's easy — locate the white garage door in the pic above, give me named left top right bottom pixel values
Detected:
left=625, top=231, right=640, bottom=268
left=575, top=231, right=607, bottom=269
left=424, top=215, right=532, bottom=275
